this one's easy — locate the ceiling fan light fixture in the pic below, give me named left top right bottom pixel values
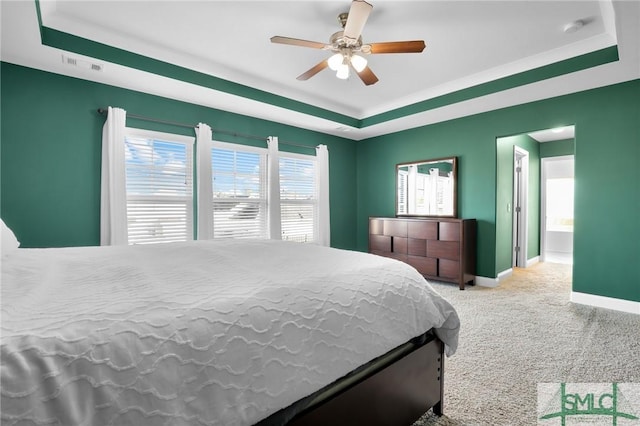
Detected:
left=336, top=63, right=350, bottom=79
left=328, top=53, right=344, bottom=71
left=270, top=0, right=425, bottom=86
left=350, top=54, right=367, bottom=72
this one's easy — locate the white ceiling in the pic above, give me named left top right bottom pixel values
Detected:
left=1, top=1, right=639, bottom=140
left=528, top=125, right=575, bottom=142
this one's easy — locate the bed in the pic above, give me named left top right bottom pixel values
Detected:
left=1, top=233, right=460, bottom=426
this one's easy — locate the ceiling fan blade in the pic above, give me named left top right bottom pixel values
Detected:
left=355, top=65, right=379, bottom=86
left=368, top=40, right=426, bottom=54
left=343, top=0, right=373, bottom=42
left=270, top=36, right=328, bottom=50
left=297, top=59, right=329, bottom=81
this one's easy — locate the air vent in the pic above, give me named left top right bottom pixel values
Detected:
left=61, top=54, right=104, bottom=72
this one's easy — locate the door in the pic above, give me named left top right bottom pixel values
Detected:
left=512, top=147, right=529, bottom=267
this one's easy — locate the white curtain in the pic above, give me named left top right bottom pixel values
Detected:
left=267, top=136, right=282, bottom=240
left=100, top=107, right=128, bottom=245
left=196, top=123, right=213, bottom=240
left=315, top=144, right=330, bottom=246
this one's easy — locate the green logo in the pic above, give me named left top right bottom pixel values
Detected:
left=539, top=383, right=639, bottom=425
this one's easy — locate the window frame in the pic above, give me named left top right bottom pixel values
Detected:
left=124, top=127, right=195, bottom=244
left=279, top=151, right=318, bottom=243
left=210, top=140, right=269, bottom=240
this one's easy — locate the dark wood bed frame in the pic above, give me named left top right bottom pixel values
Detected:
left=261, top=331, right=444, bottom=425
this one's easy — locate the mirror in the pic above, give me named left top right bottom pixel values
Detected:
left=396, top=157, right=457, bottom=217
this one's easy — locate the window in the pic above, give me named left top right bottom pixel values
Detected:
left=124, top=129, right=194, bottom=244
left=279, top=153, right=317, bottom=243
left=121, top=130, right=321, bottom=244
left=211, top=142, right=268, bottom=239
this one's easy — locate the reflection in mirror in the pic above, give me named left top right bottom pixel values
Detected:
left=397, top=157, right=457, bottom=217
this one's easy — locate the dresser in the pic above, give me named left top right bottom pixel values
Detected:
left=369, top=217, right=476, bottom=290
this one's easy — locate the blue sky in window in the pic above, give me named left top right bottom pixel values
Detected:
left=126, top=141, right=315, bottom=198
left=280, top=157, right=315, bottom=199
left=125, top=137, right=190, bottom=196
left=212, top=148, right=262, bottom=198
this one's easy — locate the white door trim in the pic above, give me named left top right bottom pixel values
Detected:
left=513, top=146, right=529, bottom=267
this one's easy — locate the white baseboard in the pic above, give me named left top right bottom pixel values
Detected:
left=475, top=276, right=498, bottom=287
left=476, top=259, right=538, bottom=288
left=570, top=291, right=640, bottom=315
left=476, top=268, right=513, bottom=288
left=526, top=256, right=540, bottom=267
left=498, top=268, right=513, bottom=281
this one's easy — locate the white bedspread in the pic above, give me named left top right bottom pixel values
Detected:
left=1, top=239, right=459, bottom=426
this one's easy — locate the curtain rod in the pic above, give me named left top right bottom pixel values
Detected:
left=96, top=108, right=315, bottom=150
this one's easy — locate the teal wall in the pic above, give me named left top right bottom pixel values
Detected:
left=357, top=79, right=640, bottom=303
left=356, top=115, right=501, bottom=280
left=2, top=62, right=638, bottom=304
left=495, top=134, right=541, bottom=273
left=540, top=138, right=575, bottom=158
left=0, top=62, right=358, bottom=249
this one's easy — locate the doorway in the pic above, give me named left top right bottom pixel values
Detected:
left=495, top=126, right=574, bottom=277
left=541, top=156, right=575, bottom=264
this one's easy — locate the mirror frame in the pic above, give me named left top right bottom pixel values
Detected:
left=396, top=156, right=458, bottom=218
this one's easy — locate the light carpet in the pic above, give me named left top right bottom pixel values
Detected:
left=412, top=261, right=640, bottom=425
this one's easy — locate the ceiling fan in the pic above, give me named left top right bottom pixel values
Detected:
left=270, top=0, right=426, bottom=86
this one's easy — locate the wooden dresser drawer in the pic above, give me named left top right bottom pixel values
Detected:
left=439, top=259, right=460, bottom=279
left=407, top=238, right=427, bottom=256
left=393, top=237, right=408, bottom=254
left=370, top=234, right=391, bottom=252
left=383, top=219, right=408, bottom=237
left=407, top=256, right=437, bottom=276
left=371, top=250, right=407, bottom=263
left=384, top=252, right=408, bottom=262
left=370, top=219, right=385, bottom=235
left=439, top=222, right=460, bottom=241
left=408, top=221, right=437, bottom=240
left=427, top=240, right=460, bottom=261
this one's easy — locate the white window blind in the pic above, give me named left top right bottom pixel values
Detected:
left=211, top=142, right=268, bottom=239
left=124, top=129, right=194, bottom=244
left=279, top=153, right=317, bottom=243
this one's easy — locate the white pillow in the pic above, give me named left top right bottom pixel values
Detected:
left=1, top=219, right=20, bottom=256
